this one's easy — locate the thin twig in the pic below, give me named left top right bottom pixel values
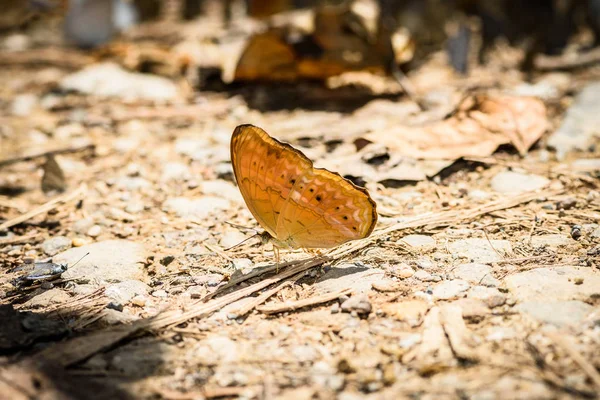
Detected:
left=203, top=243, right=233, bottom=262
left=203, top=256, right=330, bottom=301
left=257, top=287, right=352, bottom=315
left=0, top=48, right=94, bottom=69
left=0, top=144, right=95, bottom=168
left=229, top=278, right=297, bottom=318
left=0, top=232, right=42, bottom=246
left=138, top=257, right=328, bottom=335
left=0, top=185, right=86, bottom=232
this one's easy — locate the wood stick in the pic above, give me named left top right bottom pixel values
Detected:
left=229, top=278, right=296, bottom=318
left=257, top=287, right=352, bottom=315
left=0, top=232, right=41, bottom=246
left=145, top=256, right=327, bottom=330
left=202, top=255, right=331, bottom=302
left=0, top=48, right=94, bottom=69
left=0, top=144, right=95, bottom=168
left=0, top=185, right=86, bottom=232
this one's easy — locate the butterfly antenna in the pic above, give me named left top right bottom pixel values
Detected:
left=225, top=221, right=258, bottom=233
left=69, top=252, right=90, bottom=268
left=223, top=234, right=260, bottom=251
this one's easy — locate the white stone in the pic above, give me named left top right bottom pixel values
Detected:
left=468, top=286, right=506, bottom=308
left=163, top=196, right=230, bottom=220
left=516, top=300, right=593, bottom=327
left=42, top=236, right=72, bottom=256
left=400, top=235, right=436, bottom=251
left=504, top=266, right=600, bottom=302
left=105, top=280, right=150, bottom=304
left=60, top=62, right=178, bottom=101
left=161, top=162, right=191, bottom=182
left=449, top=239, right=512, bottom=263
left=152, top=290, right=168, bottom=298
left=432, top=280, right=470, bottom=300
left=490, top=171, right=549, bottom=194
left=55, top=240, right=147, bottom=283
left=529, top=234, right=574, bottom=248
left=453, top=263, right=499, bottom=287
left=11, top=94, right=38, bottom=116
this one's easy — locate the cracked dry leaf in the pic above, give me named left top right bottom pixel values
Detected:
left=365, top=95, right=548, bottom=160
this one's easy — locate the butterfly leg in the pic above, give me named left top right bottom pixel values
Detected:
left=274, top=244, right=280, bottom=273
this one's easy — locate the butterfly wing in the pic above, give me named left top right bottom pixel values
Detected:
left=275, top=167, right=377, bottom=248
left=230, top=125, right=312, bottom=239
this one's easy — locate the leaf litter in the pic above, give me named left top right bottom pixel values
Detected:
left=0, top=3, right=599, bottom=400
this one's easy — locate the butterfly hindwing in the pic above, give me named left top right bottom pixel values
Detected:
left=276, top=168, right=377, bottom=248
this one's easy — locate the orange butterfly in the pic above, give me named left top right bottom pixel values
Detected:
left=230, top=124, right=377, bottom=251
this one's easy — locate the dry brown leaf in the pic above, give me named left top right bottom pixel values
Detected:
left=232, top=3, right=403, bottom=82
left=365, top=95, right=548, bottom=159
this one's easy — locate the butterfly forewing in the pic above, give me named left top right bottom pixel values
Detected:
left=231, top=125, right=312, bottom=238
left=231, top=124, right=377, bottom=249
left=276, top=168, right=377, bottom=248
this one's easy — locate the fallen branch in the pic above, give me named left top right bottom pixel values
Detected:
left=0, top=232, right=42, bottom=246
left=0, top=48, right=94, bottom=70
left=203, top=256, right=327, bottom=301
left=257, top=287, right=352, bottom=315
left=0, top=185, right=86, bottom=232
left=0, top=144, right=95, bottom=168
left=229, top=278, right=296, bottom=318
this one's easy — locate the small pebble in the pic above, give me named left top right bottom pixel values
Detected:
left=341, top=294, right=372, bottom=316
left=574, top=277, right=584, bottom=285
left=73, top=218, right=94, bottom=234
left=331, top=303, right=340, bottom=314
left=415, top=258, right=435, bottom=270
left=556, top=197, right=577, bottom=210
left=414, top=270, right=433, bottom=281
left=87, top=225, right=102, bottom=237
left=41, top=236, right=72, bottom=256
left=152, top=290, right=168, bottom=298
left=72, top=237, right=89, bottom=247
left=125, top=202, right=144, bottom=214
left=107, top=302, right=124, bottom=312
left=131, top=294, right=147, bottom=307
left=571, top=225, right=582, bottom=240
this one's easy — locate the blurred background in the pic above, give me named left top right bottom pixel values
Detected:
left=2, top=0, right=600, bottom=82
